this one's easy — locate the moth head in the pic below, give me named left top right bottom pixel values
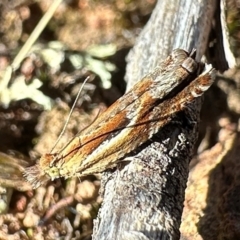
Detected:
left=24, top=153, right=60, bottom=189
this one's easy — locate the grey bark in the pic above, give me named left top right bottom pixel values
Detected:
left=92, top=0, right=233, bottom=239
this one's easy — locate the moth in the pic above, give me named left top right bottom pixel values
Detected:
left=24, top=49, right=216, bottom=188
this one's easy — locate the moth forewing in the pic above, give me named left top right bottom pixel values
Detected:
left=24, top=49, right=216, bottom=188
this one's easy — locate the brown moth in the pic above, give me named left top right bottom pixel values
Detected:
left=24, top=49, right=216, bottom=188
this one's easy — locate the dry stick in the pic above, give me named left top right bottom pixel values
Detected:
left=39, top=195, right=75, bottom=225
left=92, top=0, right=219, bottom=239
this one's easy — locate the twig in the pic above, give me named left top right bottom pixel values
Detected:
left=0, top=0, right=63, bottom=93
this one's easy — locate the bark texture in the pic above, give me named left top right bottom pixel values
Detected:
left=92, top=0, right=231, bottom=239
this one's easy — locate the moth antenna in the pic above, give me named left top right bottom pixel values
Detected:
left=50, top=76, right=90, bottom=153
left=57, top=106, right=102, bottom=154
left=76, top=107, right=101, bottom=135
